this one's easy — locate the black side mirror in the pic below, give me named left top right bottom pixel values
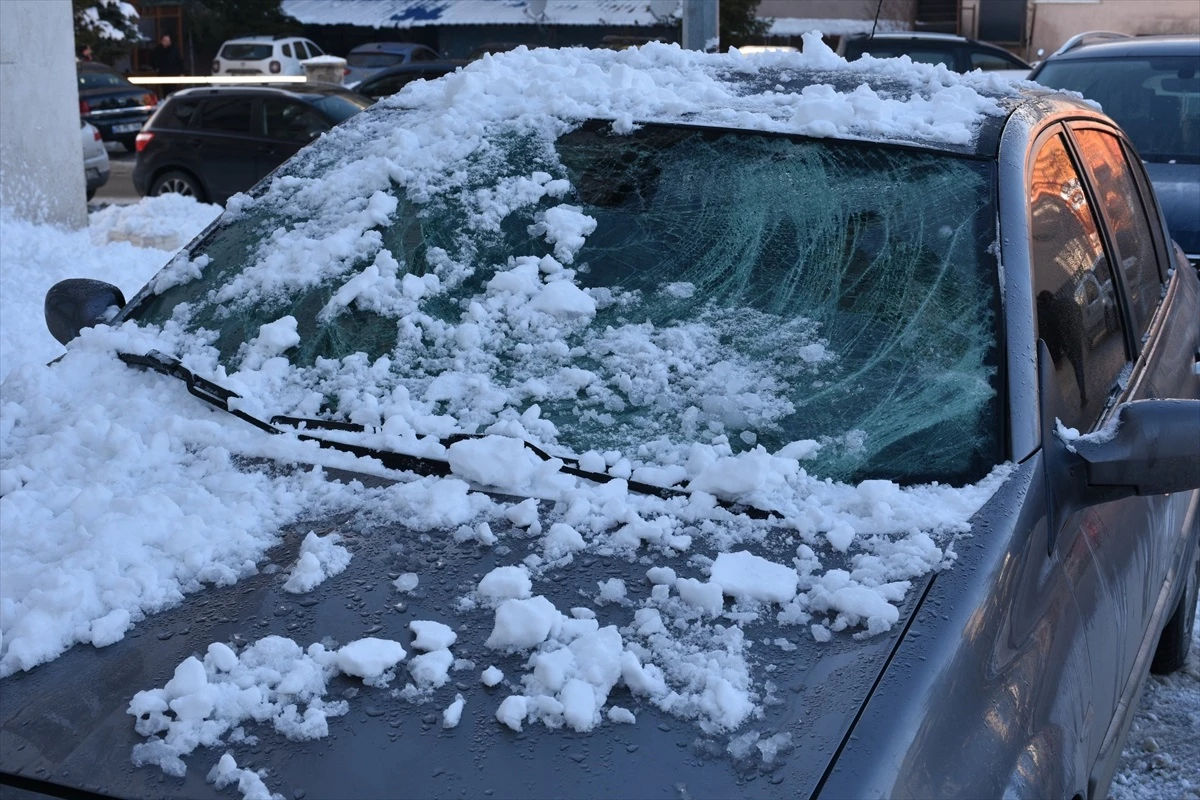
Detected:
left=44, top=279, right=126, bottom=345
left=1071, top=399, right=1200, bottom=496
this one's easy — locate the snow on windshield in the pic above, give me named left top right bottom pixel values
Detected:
left=1, top=37, right=1018, bottom=794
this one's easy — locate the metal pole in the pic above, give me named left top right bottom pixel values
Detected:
left=681, top=0, right=719, bottom=52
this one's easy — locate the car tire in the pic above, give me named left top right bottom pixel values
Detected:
left=1151, top=546, right=1199, bottom=674
left=150, top=170, right=205, bottom=202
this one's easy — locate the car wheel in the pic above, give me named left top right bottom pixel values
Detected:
left=1151, top=546, right=1199, bottom=674
left=150, top=170, right=205, bottom=202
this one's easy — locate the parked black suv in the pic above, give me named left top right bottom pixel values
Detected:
left=132, top=84, right=371, bottom=204
left=838, top=32, right=1031, bottom=74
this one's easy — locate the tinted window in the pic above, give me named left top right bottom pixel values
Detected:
left=969, top=49, right=1024, bottom=71
left=305, top=41, right=324, bottom=56
left=198, top=98, right=253, bottom=134
left=863, top=44, right=955, bottom=69
left=293, top=42, right=309, bottom=60
left=282, top=43, right=293, bottom=58
left=412, top=48, right=437, bottom=61
left=1073, top=127, right=1164, bottom=337
left=305, top=93, right=370, bottom=123
left=1034, top=56, right=1200, bottom=163
left=1030, top=135, right=1129, bottom=431
left=221, top=44, right=273, bottom=61
left=156, top=98, right=200, bottom=130
left=264, top=98, right=330, bottom=143
left=347, top=52, right=405, bottom=69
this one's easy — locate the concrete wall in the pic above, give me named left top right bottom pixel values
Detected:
left=0, top=0, right=86, bottom=229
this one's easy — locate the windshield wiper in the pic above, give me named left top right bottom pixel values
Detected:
left=118, top=351, right=769, bottom=518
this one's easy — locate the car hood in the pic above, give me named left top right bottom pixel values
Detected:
left=1145, top=161, right=1200, bottom=259
left=0, top=490, right=927, bottom=800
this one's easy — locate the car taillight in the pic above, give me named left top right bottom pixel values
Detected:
left=269, top=60, right=281, bottom=74
left=79, top=99, right=90, bottom=115
left=344, top=67, right=351, bottom=76
left=212, top=59, right=220, bottom=73
left=143, top=93, right=158, bottom=107
left=135, top=132, right=154, bottom=152
left=93, top=128, right=102, bottom=141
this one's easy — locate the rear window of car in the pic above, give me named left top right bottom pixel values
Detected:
left=221, top=43, right=274, bottom=61
left=347, top=52, right=406, bottom=69
left=197, top=97, right=253, bottom=134
left=78, top=68, right=130, bottom=90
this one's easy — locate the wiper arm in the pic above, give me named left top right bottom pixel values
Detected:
left=119, top=351, right=768, bottom=518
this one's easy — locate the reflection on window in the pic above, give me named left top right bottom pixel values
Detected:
left=1073, top=128, right=1163, bottom=337
left=1030, top=135, right=1128, bottom=431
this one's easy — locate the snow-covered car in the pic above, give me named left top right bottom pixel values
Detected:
left=81, top=120, right=110, bottom=201
left=4, top=38, right=1199, bottom=800
left=212, top=35, right=325, bottom=76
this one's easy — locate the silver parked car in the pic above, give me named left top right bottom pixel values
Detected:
left=81, top=120, right=110, bottom=201
left=5, top=44, right=1199, bottom=800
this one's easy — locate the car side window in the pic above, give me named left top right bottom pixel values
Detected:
left=1072, top=127, right=1165, bottom=338
left=1029, top=134, right=1129, bottom=431
left=293, top=42, right=309, bottom=60
left=282, top=43, right=293, bottom=58
left=969, top=50, right=1021, bottom=71
left=306, top=41, right=324, bottom=56
left=158, top=98, right=200, bottom=129
left=413, top=48, right=436, bottom=62
left=198, top=98, right=253, bottom=135
left=264, top=98, right=329, bottom=143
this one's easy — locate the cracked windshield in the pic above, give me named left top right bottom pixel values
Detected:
left=134, top=123, right=1001, bottom=486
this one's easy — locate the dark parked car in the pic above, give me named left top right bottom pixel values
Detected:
left=6, top=45, right=1200, bottom=800
left=1030, top=35, right=1200, bottom=267
left=839, top=32, right=1032, bottom=74
left=132, top=84, right=371, bottom=204
left=77, top=62, right=158, bottom=150
left=344, top=41, right=442, bottom=86
left=351, top=61, right=464, bottom=102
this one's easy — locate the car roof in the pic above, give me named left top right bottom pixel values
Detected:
left=222, top=35, right=299, bottom=44
left=1042, top=34, right=1200, bottom=60
left=847, top=32, right=967, bottom=42
left=167, top=83, right=360, bottom=101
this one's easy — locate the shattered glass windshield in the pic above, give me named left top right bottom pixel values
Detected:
left=132, top=123, right=1001, bottom=486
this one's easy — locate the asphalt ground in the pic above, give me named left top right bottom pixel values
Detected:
left=93, top=145, right=139, bottom=205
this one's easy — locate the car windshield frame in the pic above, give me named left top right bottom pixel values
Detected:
left=122, top=120, right=1006, bottom=488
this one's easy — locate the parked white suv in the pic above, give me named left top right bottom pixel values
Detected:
left=212, top=35, right=326, bottom=76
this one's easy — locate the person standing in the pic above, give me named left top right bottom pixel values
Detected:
left=149, top=34, right=185, bottom=97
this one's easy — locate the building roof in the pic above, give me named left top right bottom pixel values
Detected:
left=281, top=0, right=680, bottom=29
left=765, top=17, right=908, bottom=38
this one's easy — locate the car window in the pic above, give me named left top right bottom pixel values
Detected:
left=360, top=73, right=423, bottom=99
left=133, top=125, right=1002, bottom=486
left=304, top=93, right=371, bottom=123
left=221, top=43, right=273, bottom=61
left=347, top=52, right=405, bottom=69
left=1030, top=134, right=1129, bottom=431
left=155, top=97, right=200, bottom=130
left=413, top=48, right=436, bottom=62
left=78, top=68, right=130, bottom=90
left=969, top=49, right=1022, bottom=71
left=281, top=43, right=293, bottom=58
left=264, top=98, right=330, bottom=143
left=197, top=97, right=253, bottom=135
left=294, top=41, right=310, bottom=60
left=1072, top=127, right=1165, bottom=338
left=306, top=41, right=324, bottom=56
left=1034, top=56, right=1200, bottom=164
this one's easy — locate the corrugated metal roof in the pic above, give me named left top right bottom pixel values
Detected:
left=280, top=0, right=680, bottom=29
left=766, top=17, right=909, bottom=38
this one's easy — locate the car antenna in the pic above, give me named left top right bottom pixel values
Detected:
left=869, top=0, right=884, bottom=40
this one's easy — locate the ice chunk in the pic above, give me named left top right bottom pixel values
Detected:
left=442, top=693, right=465, bottom=728
left=477, top=565, right=532, bottom=601
left=409, top=620, right=457, bottom=651
left=335, top=638, right=406, bottom=681
left=710, top=551, right=798, bottom=604
left=485, top=596, right=561, bottom=649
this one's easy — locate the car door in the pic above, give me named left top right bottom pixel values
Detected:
left=1028, top=123, right=1198, bottom=783
left=258, top=97, right=331, bottom=180
left=193, top=95, right=262, bottom=202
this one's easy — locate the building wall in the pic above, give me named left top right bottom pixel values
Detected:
left=0, top=0, right=86, bottom=229
left=961, top=0, right=1200, bottom=60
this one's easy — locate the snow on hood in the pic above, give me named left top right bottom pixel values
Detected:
left=2, top=38, right=1019, bottom=793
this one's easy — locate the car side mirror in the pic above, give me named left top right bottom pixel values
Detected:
left=44, top=278, right=126, bottom=345
left=1038, top=339, right=1200, bottom=551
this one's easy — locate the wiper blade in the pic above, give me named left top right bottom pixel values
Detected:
left=119, top=351, right=769, bottom=518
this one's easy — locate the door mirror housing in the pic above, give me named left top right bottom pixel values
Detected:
left=1068, top=399, right=1200, bottom=497
left=44, top=279, right=126, bottom=345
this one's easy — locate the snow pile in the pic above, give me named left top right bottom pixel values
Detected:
left=0, top=196, right=220, bottom=382
left=128, top=635, right=406, bottom=792
left=281, top=531, right=351, bottom=593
